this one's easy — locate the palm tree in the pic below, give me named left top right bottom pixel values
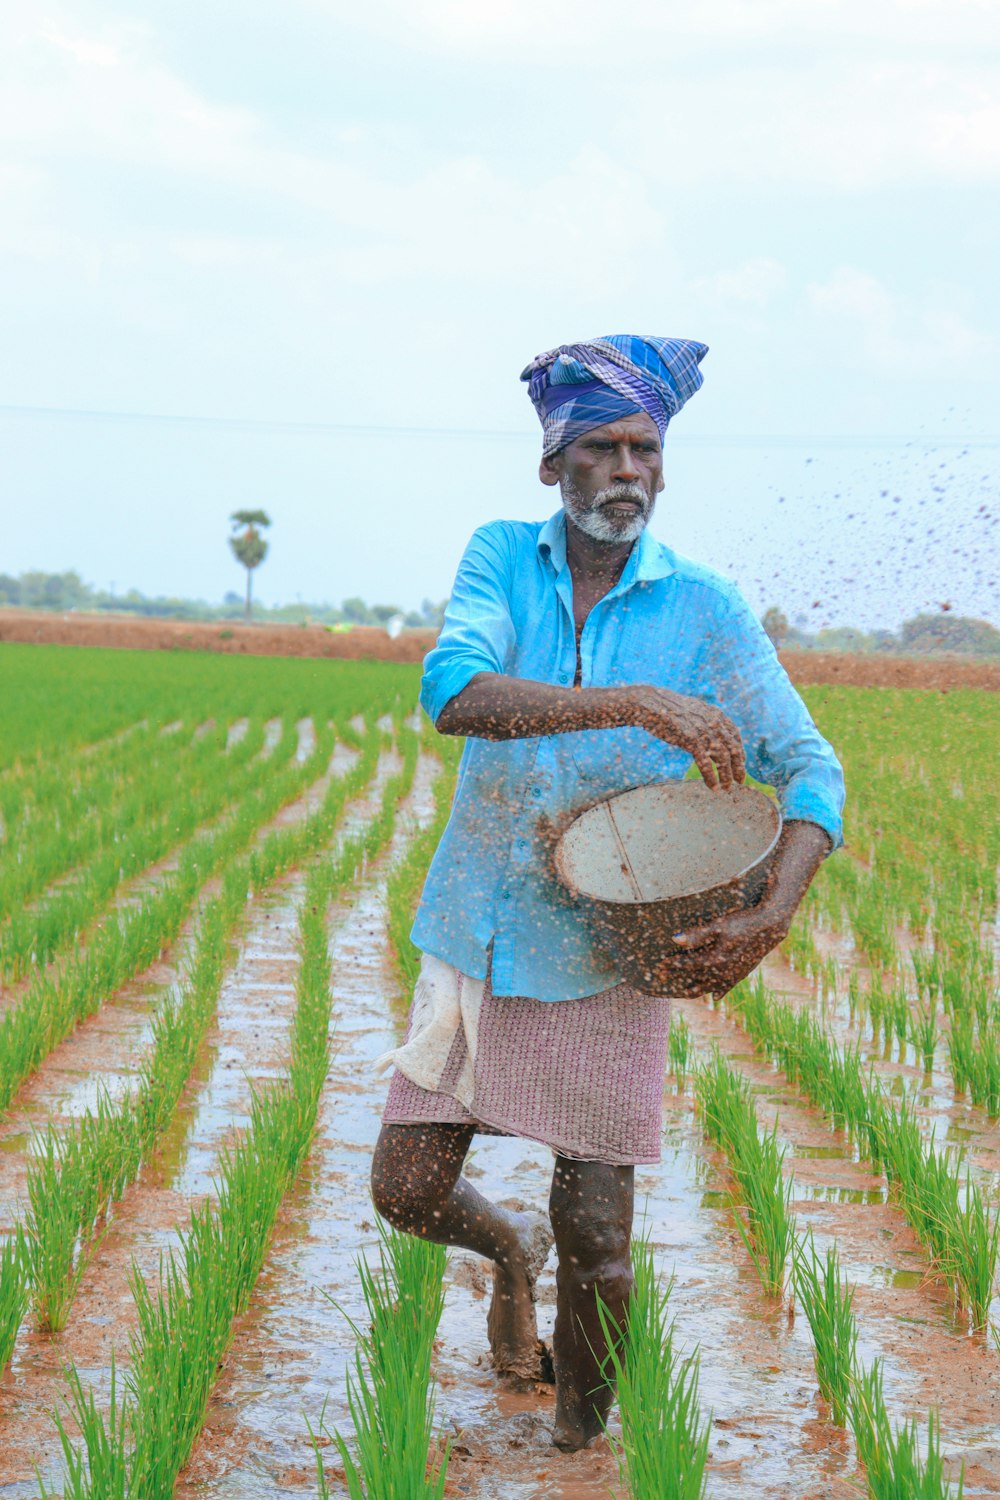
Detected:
left=228, top=510, right=271, bottom=621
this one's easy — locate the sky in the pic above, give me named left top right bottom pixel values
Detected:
left=1, top=0, right=997, bottom=630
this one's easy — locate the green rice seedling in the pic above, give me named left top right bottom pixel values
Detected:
left=38, top=1355, right=130, bottom=1500
left=867, top=973, right=888, bottom=1045
left=668, top=1013, right=693, bottom=1090
left=887, top=989, right=911, bottom=1053
left=946, top=1016, right=1000, bottom=1118
left=851, top=893, right=898, bottom=977
left=694, top=1051, right=795, bottom=1297
left=791, top=1232, right=857, bottom=1426
left=909, top=998, right=938, bottom=1073
left=595, top=1238, right=710, bottom=1500
left=781, top=917, right=821, bottom=981
left=947, top=1011, right=976, bottom=1098
left=848, top=1359, right=964, bottom=1499
left=911, top=951, right=940, bottom=1004
left=950, top=1170, right=1000, bottom=1332
left=316, top=1222, right=450, bottom=1500
left=0, top=1228, right=30, bottom=1376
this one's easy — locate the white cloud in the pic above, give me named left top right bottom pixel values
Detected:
left=0, top=15, right=670, bottom=295
left=806, top=266, right=995, bottom=371
left=689, top=258, right=787, bottom=311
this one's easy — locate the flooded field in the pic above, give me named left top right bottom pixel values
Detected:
left=0, top=643, right=996, bottom=1498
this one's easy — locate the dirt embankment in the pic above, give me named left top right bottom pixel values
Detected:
left=0, top=610, right=997, bottom=690
left=0, top=609, right=436, bottom=664
left=777, top=649, right=999, bottom=692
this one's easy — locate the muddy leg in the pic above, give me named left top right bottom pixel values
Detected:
left=371, top=1122, right=552, bottom=1379
left=548, top=1155, right=634, bottom=1452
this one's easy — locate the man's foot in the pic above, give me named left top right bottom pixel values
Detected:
left=551, top=1407, right=608, bottom=1452
left=487, top=1211, right=553, bottom=1382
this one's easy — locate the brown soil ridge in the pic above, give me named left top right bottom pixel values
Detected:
left=778, top=648, right=999, bottom=692
left=0, top=610, right=997, bottom=690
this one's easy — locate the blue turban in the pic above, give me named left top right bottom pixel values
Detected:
left=520, top=334, right=708, bottom=458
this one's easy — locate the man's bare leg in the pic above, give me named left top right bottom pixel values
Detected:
left=549, top=1155, right=634, bottom=1452
left=371, top=1121, right=553, bottom=1379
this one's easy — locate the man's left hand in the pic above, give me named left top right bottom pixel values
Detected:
left=655, top=819, right=832, bottom=999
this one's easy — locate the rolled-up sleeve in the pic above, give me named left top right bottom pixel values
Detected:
left=698, top=588, right=846, bottom=849
left=420, top=524, right=518, bottom=725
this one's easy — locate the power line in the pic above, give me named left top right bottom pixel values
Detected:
left=0, top=402, right=997, bottom=449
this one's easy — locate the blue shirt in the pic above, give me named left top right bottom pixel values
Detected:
left=413, top=511, right=845, bottom=1002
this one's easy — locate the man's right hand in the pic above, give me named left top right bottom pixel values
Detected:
left=610, top=684, right=746, bottom=791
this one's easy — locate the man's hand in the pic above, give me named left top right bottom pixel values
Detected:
left=653, top=820, right=832, bottom=998
left=613, top=684, right=746, bottom=791
left=438, top=674, right=746, bottom=790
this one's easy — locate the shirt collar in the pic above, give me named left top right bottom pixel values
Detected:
left=537, top=510, right=675, bottom=584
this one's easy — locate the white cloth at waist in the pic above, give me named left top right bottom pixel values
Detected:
left=374, top=952, right=484, bottom=1110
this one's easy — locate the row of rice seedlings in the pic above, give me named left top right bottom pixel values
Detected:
left=802, top=691, right=996, bottom=996
left=23, top=728, right=383, bottom=1334
left=595, top=1237, right=711, bottom=1500
left=694, top=1050, right=795, bottom=1297
left=727, top=977, right=1000, bottom=1329
left=0, top=713, right=292, bottom=979
left=0, top=720, right=190, bottom=920
left=383, top=735, right=461, bottom=995
left=0, top=716, right=341, bottom=1117
left=0, top=714, right=157, bottom=840
left=310, top=1222, right=450, bottom=1500
left=41, top=732, right=420, bottom=1499
left=668, top=1013, right=693, bottom=1090
left=794, top=1234, right=963, bottom=1495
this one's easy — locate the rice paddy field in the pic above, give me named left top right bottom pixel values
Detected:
left=0, top=640, right=997, bottom=1499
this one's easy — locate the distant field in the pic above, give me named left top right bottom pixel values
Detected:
left=1, top=609, right=997, bottom=692
left=0, top=644, right=997, bottom=1498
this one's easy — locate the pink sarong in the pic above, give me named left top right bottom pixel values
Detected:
left=382, top=966, right=672, bottom=1166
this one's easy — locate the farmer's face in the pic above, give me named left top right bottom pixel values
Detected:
left=540, top=412, right=665, bottom=544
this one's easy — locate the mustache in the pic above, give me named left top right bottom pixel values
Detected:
left=594, top=483, right=651, bottom=508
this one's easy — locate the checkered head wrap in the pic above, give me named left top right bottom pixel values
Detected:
left=521, top=335, right=709, bottom=458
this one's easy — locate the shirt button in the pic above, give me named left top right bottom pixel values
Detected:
left=518, top=837, right=527, bottom=849
left=559, top=672, right=570, bottom=683
left=500, top=889, right=511, bottom=900
left=531, top=786, right=542, bottom=798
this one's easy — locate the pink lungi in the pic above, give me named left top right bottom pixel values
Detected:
left=382, top=966, right=673, bottom=1166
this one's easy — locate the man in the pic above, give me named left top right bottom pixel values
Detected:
left=372, top=335, right=845, bottom=1452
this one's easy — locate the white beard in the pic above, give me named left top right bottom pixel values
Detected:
left=560, top=478, right=655, bottom=544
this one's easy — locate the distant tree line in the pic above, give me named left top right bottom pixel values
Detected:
left=0, top=570, right=447, bottom=631
left=761, top=606, right=1000, bottom=658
